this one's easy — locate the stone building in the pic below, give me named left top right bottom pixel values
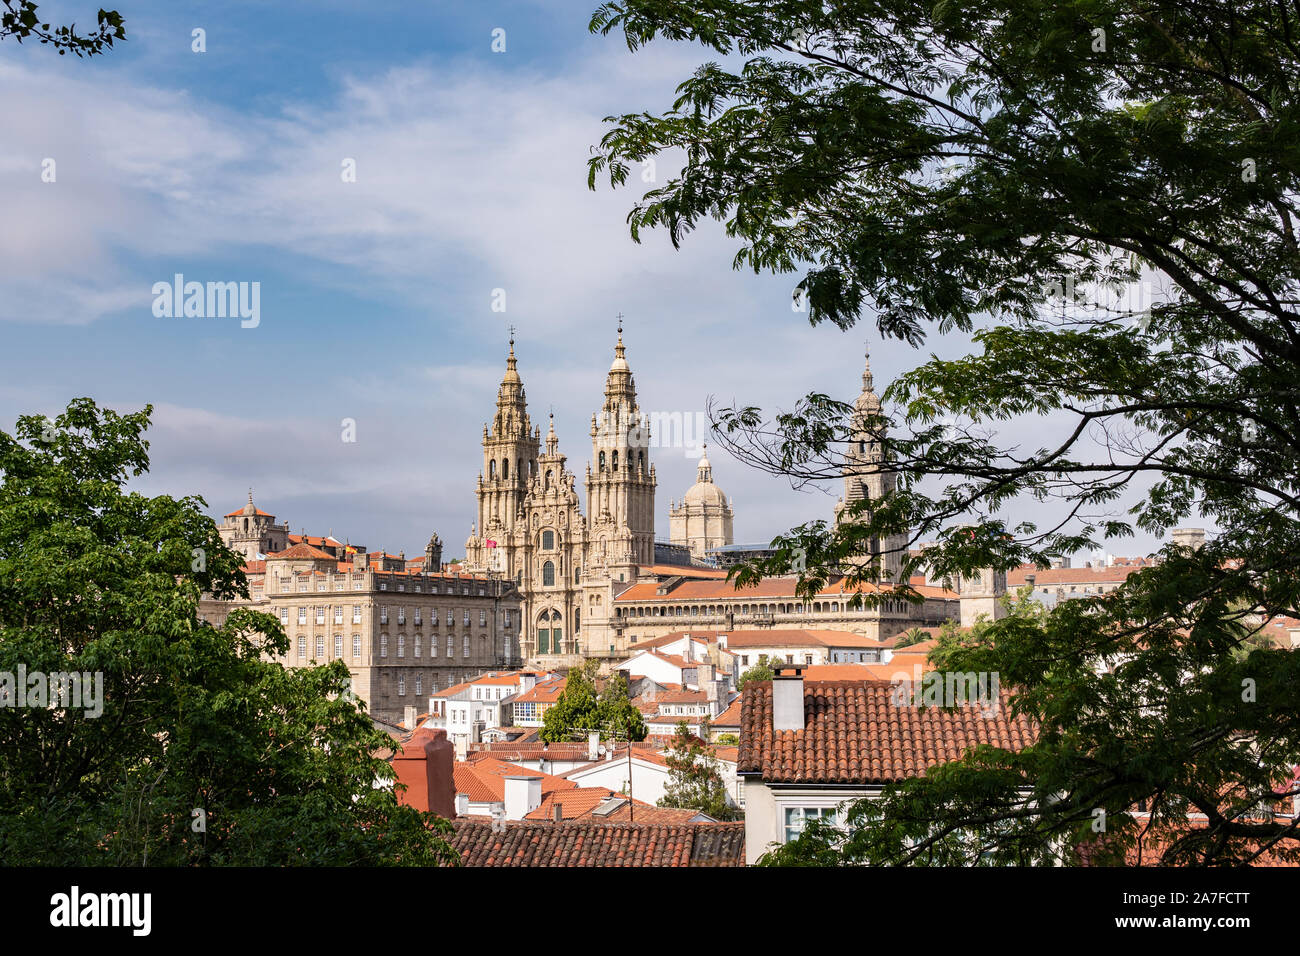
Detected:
left=217, top=491, right=290, bottom=561
left=463, top=328, right=657, bottom=666
left=833, top=348, right=909, bottom=585
left=201, top=503, right=521, bottom=725
left=668, top=446, right=734, bottom=560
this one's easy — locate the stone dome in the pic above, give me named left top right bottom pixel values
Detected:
left=682, top=447, right=728, bottom=508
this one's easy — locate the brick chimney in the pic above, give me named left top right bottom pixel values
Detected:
left=392, top=728, right=455, bottom=818
left=772, top=664, right=805, bottom=732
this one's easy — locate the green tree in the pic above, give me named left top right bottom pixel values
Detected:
left=658, top=722, right=738, bottom=820
left=1, top=2, right=125, bottom=56
left=736, top=654, right=773, bottom=689
left=895, top=627, right=931, bottom=649
left=589, top=0, right=1300, bottom=865
left=540, top=660, right=647, bottom=742
left=0, top=399, right=458, bottom=865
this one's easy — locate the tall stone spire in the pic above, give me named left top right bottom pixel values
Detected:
left=588, top=317, right=656, bottom=565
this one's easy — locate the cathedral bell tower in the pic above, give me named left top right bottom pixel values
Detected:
left=834, top=346, right=906, bottom=584
left=586, top=323, right=656, bottom=566
left=470, top=336, right=541, bottom=569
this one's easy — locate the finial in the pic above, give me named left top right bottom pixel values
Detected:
left=508, top=323, right=516, bottom=347
left=862, top=342, right=874, bottom=392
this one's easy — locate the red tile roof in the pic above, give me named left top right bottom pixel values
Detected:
left=738, top=679, right=1036, bottom=784
left=225, top=506, right=274, bottom=517
left=513, top=677, right=566, bottom=704
left=711, top=698, right=743, bottom=728
left=453, top=757, right=577, bottom=802
left=448, top=821, right=746, bottom=866
left=1007, top=563, right=1147, bottom=586
left=267, top=543, right=337, bottom=561
left=721, top=629, right=888, bottom=650
left=524, top=788, right=649, bottom=820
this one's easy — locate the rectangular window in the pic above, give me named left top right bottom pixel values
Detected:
left=398, top=607, right=406, bottom=625
left=297, top=637, right=305, bottom=660
left=446, top=610, right=453, bottom=626
left=479, top=609, right=487, bottom=626
left=414, top=608, right=421, bottom=625
left=297, top=607, right=306, bottom=625
left=279, top=607, right=288, bottom=624
left=380, top=582, right=388, bottom=591
left=397, top=636, right=405, bottom=658
left=334, top=606, right=343, bottom=624
left=414, top=636, right=421, bottom=658
left=315, top=606, right=325, bottom=625
left=352, top=635, right=361, bottom=659
left=398, top=675, right=406, bottom=696
left=314, top=636, right=324, bottom=659
left=380, top=635, right=388, bottom=658
left=741, top=655, right=749, bottom=666
left=353, top=605, right=362, bottom=624
left=380, top=606, right=388, bottom=624
left=431, top=635, right=439, bottom=656
left=463, top=610, right=470, bottom=626
left=463, top=635, right=470, bottom=657
left=783, top=807, right=837, bottom=843
left=415, top=675, right=423, bottom=696
left=446, top=637, right=453, bottom=658
left=334, top=634, right=342, bottom=658
left=805, top=654, right=813, bottom=666
left=503, top=610, right=511, bottom=628
left=398, top=583, right=405, bottom=593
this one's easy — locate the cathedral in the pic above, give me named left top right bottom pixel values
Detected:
left=463, top=327, right=659, bottom=663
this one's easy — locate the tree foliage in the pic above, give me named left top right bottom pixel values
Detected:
left=590, top=0, right=1300, bottom=864
left=0, top=399, right=457, bottom=865
left=540, top=660, right=647, bottom=742
left=737, top=655, right=774, bottom=688
left=1, top=1, right=125, bottom=56
left=658, top=722, right=738, bottom=820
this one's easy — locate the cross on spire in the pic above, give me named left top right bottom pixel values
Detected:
left=508, top=324, right=516, bottom=346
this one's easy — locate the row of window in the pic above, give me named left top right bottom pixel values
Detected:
left=292, top=634, right=489, bottom=661
left=279, top=606, right=512, bottom=628
left=618, top=600, right=911, bottom=617
left=279, top=577, right=494, bottom=597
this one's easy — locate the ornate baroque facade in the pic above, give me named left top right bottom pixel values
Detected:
left=463, top=329, right=656, bottom=664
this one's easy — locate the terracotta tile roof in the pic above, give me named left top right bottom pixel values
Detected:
left=287, top=533, right=344, bottom=548
left=712, top=698, right=743, bottom=728
left=721, top=629, right=889, bottom=650
left=453, top=758, right=578, bottom=802
left=453, top=764, right=500, bottom=803
left=469, top=742, right=593, bottom=762
left=738, top=679, right=1037, bottom=784
left=652, top=689, right=710, bottom=705
left=637, top=564, right=731, bottom=579
left=267, top=543, right=337, bottom=561
left=614, top=576, right=960, bottom=602
left=225, top=506, right=274, bottom=517
left=513, top=677, right=566, bottom=704
left=800, top=660, right=938, bottom=682
left=524, top=788, right=649, bottom=820
left=448, top=821, right=746, bottom=866
left=583, top=803, right=717, bottom=825
left=241, top=560, right=267, bottom=574
left=1007, top=563, right=1147, bottom=587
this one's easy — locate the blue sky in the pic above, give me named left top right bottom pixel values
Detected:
left=0, top=0, right=1174, bottom=562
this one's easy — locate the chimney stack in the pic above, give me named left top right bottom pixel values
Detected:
left=552, top=802, right=563, bottom=822
left=504, top=775, right=542, bottom=820
left=587, top=730, right=600, bottom=762
left=404, top=705, right=418, bottom=730
left=772, top=664, right=805, bottom=732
